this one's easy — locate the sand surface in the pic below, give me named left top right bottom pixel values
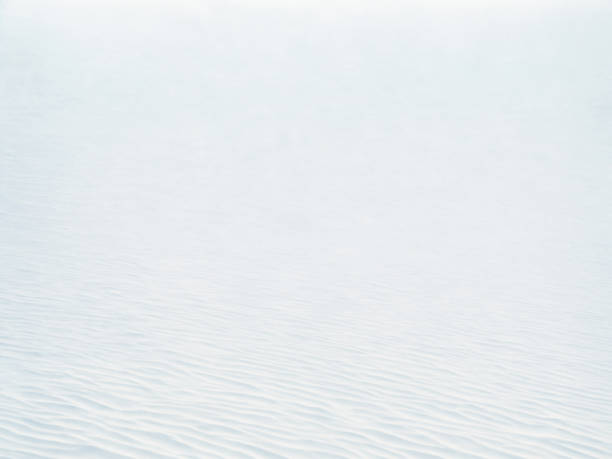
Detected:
left=1, top=1, right=611, bottom=457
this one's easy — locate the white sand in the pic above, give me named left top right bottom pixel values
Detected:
left=1, top=1, right=611, bottom=457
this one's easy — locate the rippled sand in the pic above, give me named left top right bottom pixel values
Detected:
left=1, top=1, right=611, bottom=457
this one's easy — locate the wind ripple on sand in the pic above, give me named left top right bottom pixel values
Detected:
left=1, top=1, right=612, bottom=456
left=1, top=264, right=611, bottom=457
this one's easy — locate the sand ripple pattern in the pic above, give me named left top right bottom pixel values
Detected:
left=2, top=1, right=612, bottom=457
left=2, top=268, right=612, bottom=458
